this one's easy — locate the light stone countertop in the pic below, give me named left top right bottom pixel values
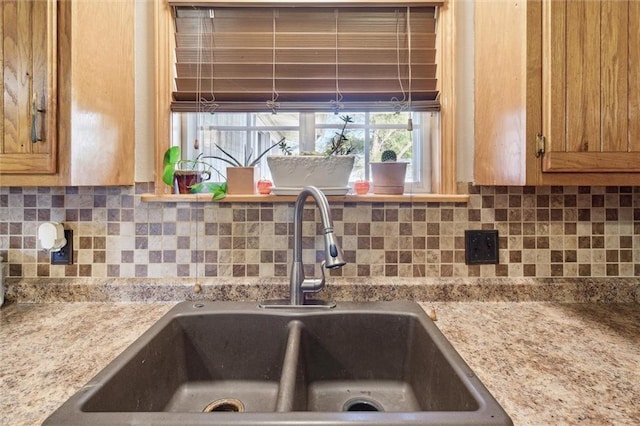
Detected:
left=1, top=301, right=639, bottom=426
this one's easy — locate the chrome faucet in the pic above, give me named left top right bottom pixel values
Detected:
left=289, top=186, right=346, bottom=305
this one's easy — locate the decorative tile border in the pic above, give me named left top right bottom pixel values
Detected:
left=0, top=184, right=639, bottom=280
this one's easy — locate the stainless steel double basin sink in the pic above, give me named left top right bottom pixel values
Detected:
left=45, top=301, right=512, bottom=425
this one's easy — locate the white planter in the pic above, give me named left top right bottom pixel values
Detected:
left=267, top=155, right=355, bottom=195
left=371, top=162, right=407, bottom=195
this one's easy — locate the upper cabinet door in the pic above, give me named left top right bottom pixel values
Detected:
left=1, top=0, right=134, bottom=186
left=0, top=0, right=57, bottom=175
left=542, top=0, right=640, bottom=172
left=58, top=0, right=135, bottom=186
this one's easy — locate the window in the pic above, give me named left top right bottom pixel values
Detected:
left=173, top=111, right=436, bottom=192
left=154, top=0, right=457, bottom=196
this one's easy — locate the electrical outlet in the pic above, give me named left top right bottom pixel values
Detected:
left=51, top=230, right=73, bottom=265
left=465, top=230, right=499, bottom=265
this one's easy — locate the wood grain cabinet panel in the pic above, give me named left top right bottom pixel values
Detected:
left=543, top=0, right=640, bottom=173
left=0, top=0, right=134, bottom=186
left=475, top=0, right=640, bottom=186
left=0, top=0, right=57, bottom=176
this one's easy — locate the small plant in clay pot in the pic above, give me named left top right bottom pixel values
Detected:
left=204, top=138, right=289, bottom=195
left=370, top=149, right=407, bottom=195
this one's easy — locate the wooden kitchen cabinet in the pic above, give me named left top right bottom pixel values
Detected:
left=0, top=0, right=57, bottom=176
left=474, top=0, right=640, bottom=186
left=0, top=0, right=134, bottom=186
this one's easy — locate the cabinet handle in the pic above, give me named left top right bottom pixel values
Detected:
left=31, top=93, right=46, bottom=143
left=535, top=134, right=546, bottom=158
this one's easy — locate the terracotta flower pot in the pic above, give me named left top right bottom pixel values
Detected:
left=226, top=166, right=257, bottom=195
left=370, top=162, right=407, bottom=195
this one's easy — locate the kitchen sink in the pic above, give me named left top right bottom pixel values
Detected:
left=44, top=301, right=512, bottom=425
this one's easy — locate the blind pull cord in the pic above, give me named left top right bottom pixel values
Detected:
left=267, top=9, right=280, bottom=115
left=331, top=8, right=344, bottom=115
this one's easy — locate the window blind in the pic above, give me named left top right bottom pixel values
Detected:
left=171, top=4, right=441, bottom=113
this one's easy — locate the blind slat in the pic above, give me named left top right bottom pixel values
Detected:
left=172, top=5, right=439, bottom=113
left=176, top=33, right=436, bottom=50
left=175, top=78, right=437, bottom=92
left=171, top=99, right=440, bottom=112
left=175, top=48, right=436, bottom=64
left=177, top=63, right=437, bottom=79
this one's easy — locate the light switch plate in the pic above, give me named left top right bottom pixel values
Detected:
left=464, top=230, right=499, bottom=265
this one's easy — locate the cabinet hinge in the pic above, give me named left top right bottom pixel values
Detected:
left=535, top=134, right=546, bottom=157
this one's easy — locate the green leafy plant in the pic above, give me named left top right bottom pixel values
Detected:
left=323, top=115, right=355, bottom=156
left=162, top=146, right=182, bottom=186
left=194, top=181, right=227, bottom=201
left=277, top=138, right=294, bottom=156
left=162, top=146, right=227, bottom=200
left=295, top=115, right=357, bottom=157
left=209, top=137, right=290, bottom=167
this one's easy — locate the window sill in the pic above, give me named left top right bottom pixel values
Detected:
left=140, top=193, right=469, bottom=204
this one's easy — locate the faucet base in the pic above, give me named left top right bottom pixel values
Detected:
left=258, top=299, right=337, bottom=309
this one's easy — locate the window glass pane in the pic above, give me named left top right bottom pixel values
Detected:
left=171, top=110, right=431, bottom=190
left=176, top=112, right=299, bottom=180
left=370, top=112, right=415, bottom=182
left=369, top=112, right=413, bottom=160
left=314, top=112, right=416, bottom=182
left=314, top=115, right=364, bottom=149
left=314, top=113, right=365, bottom=179
left=201, top=129, right=247, bottom=180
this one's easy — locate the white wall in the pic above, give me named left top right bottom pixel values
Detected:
left=134, top=0, right=155, bottom=182
left=455, top=0, right=475, bottom=183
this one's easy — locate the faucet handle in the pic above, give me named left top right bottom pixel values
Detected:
left=300, top=261, right=327, bottom=297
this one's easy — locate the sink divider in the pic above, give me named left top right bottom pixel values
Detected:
left=275, top=320, right=304, bottom=412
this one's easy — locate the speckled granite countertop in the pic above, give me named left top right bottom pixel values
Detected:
left=6, top=277, right=640, bottom=303
left=1, top=301, right=639, bottom=426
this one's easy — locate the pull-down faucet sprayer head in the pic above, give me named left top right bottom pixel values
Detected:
left=323, top=230, right=346, bottom=269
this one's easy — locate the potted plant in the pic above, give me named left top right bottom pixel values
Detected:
left=206, top=138, right=288, bottom=195
left=162, top=146, right=227, bottom=199
left=370, top=149, right=407, bottom=195
left=266, top=115, right=357, bottom=195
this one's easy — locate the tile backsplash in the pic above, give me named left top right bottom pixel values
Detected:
left=1, top=184, right=638, bottom=279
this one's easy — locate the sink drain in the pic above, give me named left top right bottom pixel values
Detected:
left=203, top=398, right=245, bottom=413
left=343, top=398, right=383, bottom=412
